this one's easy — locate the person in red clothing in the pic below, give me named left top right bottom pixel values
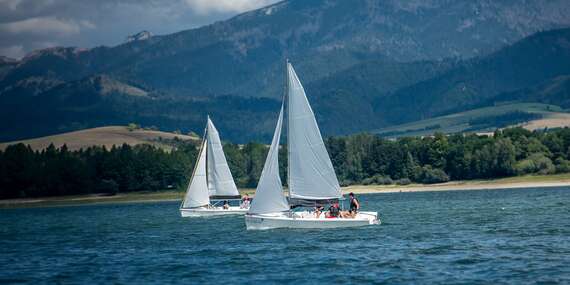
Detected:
left=326, top=202, right=340, bottom=218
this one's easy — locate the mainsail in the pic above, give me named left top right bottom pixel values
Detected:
left=248, top=104, right=289, bottom=214
left=206, top=117, right=240, bottom=197
left=181, top=139, right=210, bottom=208
left=287, top=62, right=341, bottom=200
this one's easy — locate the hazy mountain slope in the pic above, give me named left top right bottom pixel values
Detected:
left=3, top=28, right=570, bottom=143
left=374, top=103, right=563, bottom=138
left=1, top=1, right=570, bottom=142
left=0, top=73, right=282, bottom=143
left=374, top=28, right=570, bottom=125
left=305, top=59, right=457, bottom=134
left=491, top=75, right=570, bottom=108
left=2, top=0, right=569, bottom=99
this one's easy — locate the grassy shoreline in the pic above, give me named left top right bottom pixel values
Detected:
left=2, top=173, right=570, bottom=209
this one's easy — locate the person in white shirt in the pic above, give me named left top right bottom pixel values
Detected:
left=240, top=194, right=251, bottom=209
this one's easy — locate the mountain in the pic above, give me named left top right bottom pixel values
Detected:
left=0, top=72, right=281, bottom=142
left=491, top=75, right=570, bottom=108
left=126, top=31, right=153, bottom=43
left=373, top=28, right=570, bottom=125
left=1, top=0, right=570, bottom=142
left=373, top=103, right=566, bottom=138
left=3, top=0, right=569, bottom=98
left=0, top=56, right=17, bottom=65
left=304, top=59, right=458, bottom=134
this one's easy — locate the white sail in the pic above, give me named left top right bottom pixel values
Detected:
left=181, top=139, right=210, bottom=208
left=287, top=62, right=341, bottom=200
left=206, top=117, right=240, bottom=197
left=249, top=104, right=289, bottom=214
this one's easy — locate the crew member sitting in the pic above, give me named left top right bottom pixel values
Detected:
left=223, top=200, right=230, bottom=210
left=315, top=205, right=324, bottom=218
left=326, top=202, right=340, bottom=218
left=240, top=194, right=251, bottom=209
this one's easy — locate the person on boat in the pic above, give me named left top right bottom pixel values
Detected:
left=240, top=194, right=251, bottom=209
left=223, top=200, right=230, bottom=210
left=348, top=192, right=360, bottom=218
left=326, top=202, right=341, bottom=218
left=314, top=204, right=324, bottom=218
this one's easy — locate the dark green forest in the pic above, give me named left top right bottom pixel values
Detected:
left=2, top=127, right=570, bottom=199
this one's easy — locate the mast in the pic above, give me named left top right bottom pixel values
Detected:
left=285, top=58, right=291, bottom=201
left=204, top=116, right=209, bottom=194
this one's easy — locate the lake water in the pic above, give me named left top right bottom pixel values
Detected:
left=1, top=187, right=570, bottom=284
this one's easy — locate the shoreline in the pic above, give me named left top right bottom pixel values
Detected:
left=343, top=180, right=570, bottom=194
left=2, top=174, right=570, bottom=209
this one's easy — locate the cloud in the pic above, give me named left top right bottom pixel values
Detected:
left=0, top=0, right=278, bottom=58
left=0, top=0, right=23, bottom=11
left=184, top=0, right=277, bottom=14
left=79, top=20, right=96, bottom=29
left=0, top=45, right=25, bottom=59
left=0, top=17, right=82, bottom=36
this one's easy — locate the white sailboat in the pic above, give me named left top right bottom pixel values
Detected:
left=245, top=62, right=379, bottom=230
left=180, top=117, right=248, bottom=217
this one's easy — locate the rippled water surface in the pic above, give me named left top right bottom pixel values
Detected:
left=2, top=187, right=570, bottom=284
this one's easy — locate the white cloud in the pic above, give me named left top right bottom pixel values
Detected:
left=79, top=20, right=96, bottom=29
left=0, top=17, right=81, bottom=36
left=184, top=0, right=277, bottom=14
left=0, top=0, right=273, bottom=58
left=0, top=45, right=25, bottom=59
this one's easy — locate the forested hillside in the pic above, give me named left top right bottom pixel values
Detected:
left=2, top=127, right=570, bottom=199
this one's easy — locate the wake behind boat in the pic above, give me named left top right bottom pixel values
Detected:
left=245, top=61, right=379, bottom=230
left=180, top=117, right=249, bottom=217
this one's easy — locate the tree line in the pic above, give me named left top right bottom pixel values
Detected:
left=2, top=127, right=570, bottom=199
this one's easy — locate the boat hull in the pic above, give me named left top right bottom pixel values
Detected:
left=245, top=211, right=379, bottom=230
left=180, top=206, right=248, bottom=217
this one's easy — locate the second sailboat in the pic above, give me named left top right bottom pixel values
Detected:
left=180, top=117, right=248, bottom=217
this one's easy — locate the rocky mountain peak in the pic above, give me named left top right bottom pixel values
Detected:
left=126, top=31, right=153, bottom=43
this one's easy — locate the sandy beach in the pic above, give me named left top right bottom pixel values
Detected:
left=2, top=174, right=570, bottom=209
left=343, top=180, right=570, bottom=194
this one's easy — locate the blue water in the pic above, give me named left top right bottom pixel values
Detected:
left=1, top=187, right=570, bottom=284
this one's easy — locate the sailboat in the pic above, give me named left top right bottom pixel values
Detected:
left=180, top=117, right=248, bottom=217
left=245, top=62, right=379, bottom=230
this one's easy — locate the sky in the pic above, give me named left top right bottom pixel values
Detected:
left=0, top=0, right=280, bottom=59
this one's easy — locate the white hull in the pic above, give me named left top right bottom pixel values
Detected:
left=245, top=211, right=379, bottom=230
left=180, top=206, right=248, bottom=217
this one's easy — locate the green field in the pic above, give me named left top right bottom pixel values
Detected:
left=374, top=103, right=569, bottom=138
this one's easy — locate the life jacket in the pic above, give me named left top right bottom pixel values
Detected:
left=350, top=198, right=358, bottom=211
left=329, top=205, right=340, bottom=217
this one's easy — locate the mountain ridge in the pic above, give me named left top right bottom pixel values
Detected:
left=1, top=0, right=570, bottom=142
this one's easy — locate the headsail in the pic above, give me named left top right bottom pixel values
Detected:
left=287, top=62, right=341, bottom=200
left=181, top=139, right=210, bottom=208
left=206, top=117, right=240, bottom=197
left=249, top=104, right=289, bottom=214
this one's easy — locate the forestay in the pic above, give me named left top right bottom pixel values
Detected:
left=206, top=117, right=240, bottom=197
left=287, top=62, right=342, bottom=200
left=181, top=140, right=210, bottom=208
left=248, top=104, right=289, bottom=214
